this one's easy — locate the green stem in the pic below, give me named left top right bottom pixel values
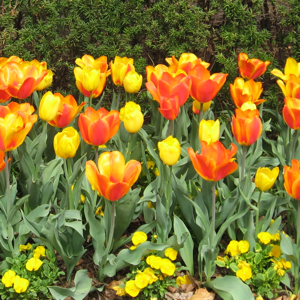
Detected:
left=291, top=130, right=299, bottom=163
left=89, top=91, right=93, bottom=108
left=298, top=201, right=300, bottom=246
left=95, top=146, right=99, bottom=164
left=64, top=158, right=73, bottom=209
left=241, top=146, right=247, bottom=180
left=165, top=165, right=173, bottom=215
left=116, top=87, right=121, bottom=111
left=5, top=152, right=10, bottom=213
left=106, top=201, right=115, bottom=254
left=198, top=103, right=204, bottom=123
left=126, top=133, right=134, bottom=161
left=255, top=191, right=263, bottom=237
left=167, top=119, right=174, bottom=137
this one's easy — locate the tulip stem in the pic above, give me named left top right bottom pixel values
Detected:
left=166, top=165, right=173, bottom=215
left=167, top=120, right=174, bottom=137
left=5, top=152, right=10, bottom=213
left=106, top=201, right=115, bottom=255
left=116, top=87, right=121, bottom=111
left=126, top=133, right=134, bottom=161
left=298, top=201, right=300, bottom=245
left=89, top=91, right=93, bottom=108
left=255, top=190, right=263, bottom=237
left=198, top=103, right=204, bottom=123
left=241, top=146, right=247, bottom=180
left=291, top=130, right=299, bottom=163
left=95, top=147, right=99, bottom=164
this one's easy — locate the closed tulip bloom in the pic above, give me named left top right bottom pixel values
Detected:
left=255, top=167, right=279, bottom=191
left=192, top=100, right=212, bottom=114
left=119, top=101, right=144, bottom=133
left=78, top=107, right=120, bottom=146
left=29, top=59, right=54, bottom=91
left=284, top=159, right=300, bottom=200
left=232, top=104, right=262, bottom=146
left=48, top=93, right=85, bottom=128
left=158, top=136, right=181, bottom=166
left=123, top=71, right=143, bottom=93
left=0, top=102, right=38, bottom=151
left=230, top=78, right=266, bottom=108
left=199, top=119, right=220, bottom=145
left=39, top=91, right=61, bottom=121
left=238, top=52, right=270, bottom=80
left=82, top=68, right=101, bottom=91
left=110, top=56, right=135, bottom=86
left=53, top=127, right=80, bottom=159
left=188, top=141, right=238, bottom=181
left=13, top=276, right=29, bottom=293
left=283, top=97, right=300, bottom=129
left=271, top=57, right=300, bottom=82
left=189, top=64, right=227, bottom=103
left=85, top=151, right=141, bottom=201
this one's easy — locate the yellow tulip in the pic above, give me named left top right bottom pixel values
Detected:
left=53, top=127, right=80, bottom=159
left=39, top=91, right=61, bottom=121
left=36, top=69, right=54, bottom=91
left=119, top=101, right=144, bottom=133
left=158, top=136, right=181, bottom=166
left=199, top=119, right=220, bottom=145
left=255, top=167, right=279, bottom=191
left=192, top=100, right=212, bottom=114
left=82, top=68, right=101, bottom=91
left=123, top=71, right=143, bottom=93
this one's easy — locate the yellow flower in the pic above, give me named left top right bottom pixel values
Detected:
left=146, top=255, right=162, bottom=270
left=241, top=101, right=257, bottom=111
left=160, top=258, right=176, bottom=276
left=112, top=285, right=126, bottom=296
left=255, top=167, right=279, bottom=192
left=256, top=296, right=264, bottom=300
left=153, top=234, right=158, bottom=239
left=192, top=100, right=212, bottom=114
left=216, top=256, right=225, bottom=262
left=26, top=257, right=43, bottom=271
left=80, top=194, right=86, bottom=203
left=143, top=267, right=158, bottom=284
left=284, top=260, right=292, bottom=269
left=269, top=245, right=282, bottom=258
left=257, top=232, right=272, bottom=244
left=271, top=232, right=280, bottom=241
left=147, top=160, right=155, bottom=169
left=125, top=280, right=140, bottom=297
left=13, top=276, right=29, bottom=293
left=147, top=201, right=154, bottom=208
left=135, top=272, right=150, bottom=289
left=238, top=240, right=250, bottom=254
left=158, top=136, right=181, bottom=166
left=236, top=261, right=252, bottom=281
left=132, top=231, right=147, bottom=246
left=123, top=71, right=143, bottom=93
left=119, top=101, right=144, bottom=133
left=130, top=245, right=137, bottom=250
left=33, top=246, right=46, bottom=258
left=39, top=91, right=61, bottom=122
left=176, top=274, right=192, bottom=286
left=164, top=248, right=178, bottom=261
left=199, top=119, right=220, bottom=145
left=225, top=240, right=240, bottom=257
left=2, top=270, right=16, bottom=287
left=154, top=168, right=160, bottom=176
left=95, top=206, right=104, bottom=216
left=19, top=243, right=32, bottom=252
left=277, top=269, right=285, bottom=277
left=270, top=219, right=275, bottom=225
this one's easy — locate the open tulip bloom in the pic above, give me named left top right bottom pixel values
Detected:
left=271, top=57, right=300, bottom=83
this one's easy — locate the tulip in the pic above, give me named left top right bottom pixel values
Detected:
left=230, top=77, right=266, bottom=108
left=188, top=141, right=238, bottom=181
left=275, top=74, right=300, bottom=98
left=0, top=80, right=10, bottom=103
left=238, top=52, right=270, bottom=80
left=119, top=101, right=144, bottom=133
left=48, top=93, right=85, bottom=128
left=271, top=57, right=300, bottom=82
left=158, top=136, right=181, bottom=166
left=189, top=64, right=227, bottom=103
left=282, top=97, right=300, bottom=129
left=0, top=55, right=23, bottom=68
left=75, top=54, right=110, bottom=71
left=146, top=64, right=169, bottom=83
left=39, top=91, right=61, bottom=122
left=0, top=151, right=7, bottom=172
left=123, top=71, right=143, bottom=93
left=199, top=119, right=220, bottom=145
left=29, top=59, right=53, bottom=91
left=0, top=102, right=38, bottom=151
left=78, top=107, right=120, bottom=146
left=53, top=127, right=80, bottom=159
left=192, top=100, right=212, bottom=114
left=284, top=159, right=300, bottom=200
left=110, top=56, right=135, bottom=86
left=255, top=167, right=279, bottom=192
left=232, top=104, right=262, bottom=146
left=85, top=151, right=141, bottom=201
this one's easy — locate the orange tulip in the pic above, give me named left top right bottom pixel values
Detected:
left=78, top=107, right=120, bottom=146
left=28, top=59, right=53, bottom=91
left=0, top=151, right=9, bottom=172
left=275, top=74, right=300, bottom=98
left=48, top=93, right=85, bottom=128
left=0, top=80, right=10, bottom=103
left=282, top=97, right=300, bottom=130
left=188, top=141, right=238, bottom=181
left=232, top=105, right=262, bottom=146
left=189, top=64, right=227, bottom=103
left=284, top=159, right=300, bottom=200
left=0, top=62, right=47, bottom=99
left=230, top=78, right=266, bottom=108
left=146, top=64, right=169, bottom=83
left=0, top=102, right=38, bottom=151
left=238, top=53, right=270, bottom=80
left=85, top=151, right=142, bottom=201
left=110, top=56, right=135, bottom=86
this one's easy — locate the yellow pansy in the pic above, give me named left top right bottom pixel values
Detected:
left=257, top=232, right=272, bottom=244
left=164, top=248, right=178, bottom=261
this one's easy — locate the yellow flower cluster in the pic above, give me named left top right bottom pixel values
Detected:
left=257, top=231, right=280, bottom=245
left=271, top=257, right=292, bottom=277
left=19, top=243, right=32, bottom=252
left=164, top=248, right=178, bottom=261
left=1, top=270, right=29, bottom=293
left=236, top=260, right=252, bottom=282
left=224, top=240, right=250, bottom=257
left=146, top=255, right=176, bottom=276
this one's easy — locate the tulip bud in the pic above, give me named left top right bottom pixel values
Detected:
left=192, top=100, right=212, bottom=114
left=53, top=127, right=80, bottom=159
left=82, top=68, right=101, bottom=91
left=36, top=70, right=54, bottom=91
left=255, top=167, right=279, bottom=192
left=241, top=101, right=257, bottom=111
left=199, top=119, right=220, bottom=145
left=119, top=101, right=144, bottom=133
left=123, top=71, right=143, bottom=93
left=39, top=91, right=61, bottom=121
left=158, top=136, right=181, bottom=166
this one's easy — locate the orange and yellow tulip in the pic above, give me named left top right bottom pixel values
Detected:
left=271, top=57, right=300, bottom=83
left=39, top=91, right=61, bottom=122
left=282, top=97, right=300, bottom=130
left=29, top=59, right=53, bottom=91
left=188, top=141, right=238, bottom=181
left=284, top=159, right=300, bottom=200
left=0, top=102, right=38, bottom=151
left=0, top=151, right=8, bottom=172
left=0, top=80, right=10, bottom=103
left=189, top=64, right=227, bottom=103
left=85, top=151, right=142, bottom=201
left=110, top=56, right=135, bottom=86
left=119, top=102, right=143, bottom=133
left=146, top=64, right=169, bottom=83
left=192, top=100, right=212, bottom=114
left=48, top=93, right=85, bottom=128
left=232, top=105, right=262, bottom=146
left=230, top=78, right=266, bottom=108
left=238, top=52, right=270, bottom=80
left=78, top=107, right=120, bottom=146
left=275, top=74, right=300, bottom=98
left=123, top=71, right=143, bottom=93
